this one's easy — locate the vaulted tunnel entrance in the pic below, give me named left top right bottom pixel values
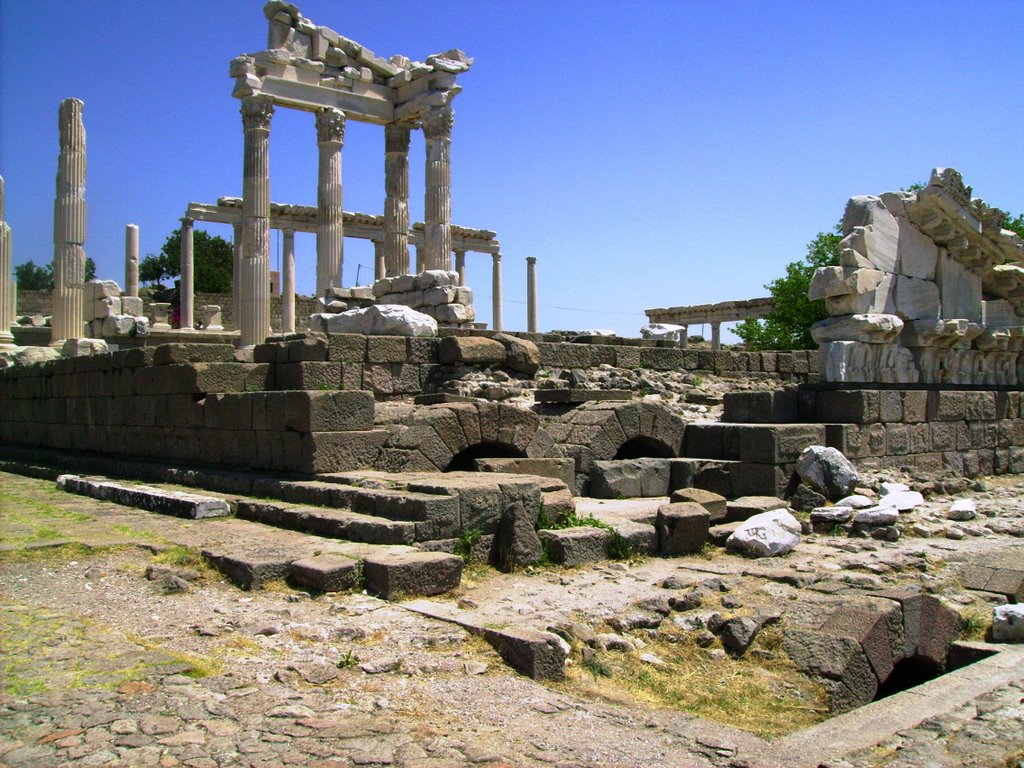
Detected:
left=613, top=436, right=676, bottom=460
left=445, top=441, right=526, bottom=472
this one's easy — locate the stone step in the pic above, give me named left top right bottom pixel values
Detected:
left=57, top=474, right=231, bottom=519
left=235, top=500, right=417, bottom=545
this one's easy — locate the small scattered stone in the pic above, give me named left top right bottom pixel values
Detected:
left=360, top=659, right=402, bottom=675
left=668, top=591, right=702, bottom=612
left=464, top=662, right=488, bottom=675
left=948, top=499, right=977, bottom=522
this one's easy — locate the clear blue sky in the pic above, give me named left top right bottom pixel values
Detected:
left=2, top=1, right=1022, bottom=339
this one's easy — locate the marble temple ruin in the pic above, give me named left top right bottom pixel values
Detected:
left=228, top=0, right=473, bottom=345
left=810, top=168, right=1024, bottom=386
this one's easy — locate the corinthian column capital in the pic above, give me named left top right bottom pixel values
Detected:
left=241, top=94, right=275, bottom=131
left=422, top=106, right=454, bottom=140
left=385, top=122, right=412, bottom=153
left=316, top=107, right=346, bottom=145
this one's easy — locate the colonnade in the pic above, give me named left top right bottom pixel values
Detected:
left=231, top=95, right=457, bottom=345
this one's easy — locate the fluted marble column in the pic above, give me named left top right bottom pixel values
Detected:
left=454, top=249, right=466, bottom=286
left=232, top=222, right=242, bottom=331
left=52, top=98, right=87, bottom=346
left=239, top=95, right=274, bottom=347
left=282, top=228, right=295, bottom=333
left=179, top=216, right=195, bottom=331
left=414, top=244, right=424, bottom=275
left=316, top=107, right=345, bottom=296
left=491, top=252, right=503, bottom=332
left=526, top=256, right=538, bottom=333
left=124, top=224, right=139, bottom=297
left=383, top=123, right=411, bottom=276
left=711, top=322, right=721, bottom=351
left=0, top=176, right=14, bottom=346
left=423, top=106, right=454, bottom=272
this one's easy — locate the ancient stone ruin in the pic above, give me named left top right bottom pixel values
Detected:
left=1, top=4, right=1023, bottom=763
left=810, top=168, right=1024, bottom=385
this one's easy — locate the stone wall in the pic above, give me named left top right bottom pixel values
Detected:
left=0, top=344, right=386, bottom=475
left=193, top=292, right=319, bottom=332
left=14, top=289, right=50, bottom=317
left=722, top=388, right=1024, bottom=481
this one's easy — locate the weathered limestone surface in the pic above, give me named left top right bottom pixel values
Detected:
left=811, top=169, right=1024, bottom=385
left=51, top=99, right=88, bottom=346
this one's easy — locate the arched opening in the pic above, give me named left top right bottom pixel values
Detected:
left=445, top=441, right=526, bottom=471
left=874, top=656, right=942, bottom=700
left=614, top=436, right=675, bottom=460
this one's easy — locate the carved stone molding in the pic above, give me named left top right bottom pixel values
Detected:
left=385, top=122, right=412, bottom=153
left=315, top=107, right=346, bottom=145
left=241, top=95, right=275, bottom=131
left=422, top=106, right=454, bottom=141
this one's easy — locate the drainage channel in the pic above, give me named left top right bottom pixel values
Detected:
left=767, top=643, right=1024, bottom=767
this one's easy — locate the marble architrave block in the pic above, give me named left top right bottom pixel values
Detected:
left=811, top=313, right=903, bottom=344
left=982, top=299, right=1021, bottom=329
left=893, top=275, right=940, bottom=322
left=895, top=218, right=938, bottom=280
left=808, top=266, right=887, bottom=301
left=841, top=196, right=890, bottom=235
left=825, top=273, right=894, bottom=315
left=936, top=250, right=982, bottom=323
left=121, top=296, right=144, bottom=317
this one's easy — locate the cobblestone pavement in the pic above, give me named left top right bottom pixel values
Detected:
left=2, top=470, right=1024, bottom=768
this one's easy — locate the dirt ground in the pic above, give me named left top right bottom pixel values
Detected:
left=2, top=469, right=1023, bottom=768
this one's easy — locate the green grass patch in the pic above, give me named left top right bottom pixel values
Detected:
left=559, top=625, right=828, bottom=738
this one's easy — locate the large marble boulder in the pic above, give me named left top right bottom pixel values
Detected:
left=796, top=446, right=858, bottom=501
left=726, top=508, right=801, bottom=558
left=325, top=305, right=437, bottom=337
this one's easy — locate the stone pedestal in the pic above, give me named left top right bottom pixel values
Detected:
left=384, top=123, right=411, bottom=277
left=0, top=175, right=14, bottom=347
left=151, top=302, right=172, bottom=331
left=526, top=256, right=538, bottom=333
left=423, top=106, right=453, bottom=272
left=282, top=228, right=296, bottom=333
left=124, top=223, right=139, bottom=298
left=316, top=107, right=345, bottom=296
left=491, top=252, right=503, bottom=332
left=52, top=98, right=88, bottom=347
left=179, top=216, right=195, bottom=331
left=200, top=305, right=224, bottom=332
left=239, top=95, right=274, bottom=347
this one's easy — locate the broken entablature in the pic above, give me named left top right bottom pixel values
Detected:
left=810, top=168, right=1024, bottom=385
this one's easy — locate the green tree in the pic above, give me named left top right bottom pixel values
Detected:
left=139, top=227, right=234, bottom=293
left=1004, top=212, right=1024, bottom=239
left=14, top=257, right=96, bottom=290
left=734, top=228, right=841, bottom=350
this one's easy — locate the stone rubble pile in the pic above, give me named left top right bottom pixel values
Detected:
left=309, top=302, right=438, bottom=337
left=810, top=168, right=1024, bottom=385
left=373, top=270, right=476, bottom=327
left=83, top=279, right=149, bottom=339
